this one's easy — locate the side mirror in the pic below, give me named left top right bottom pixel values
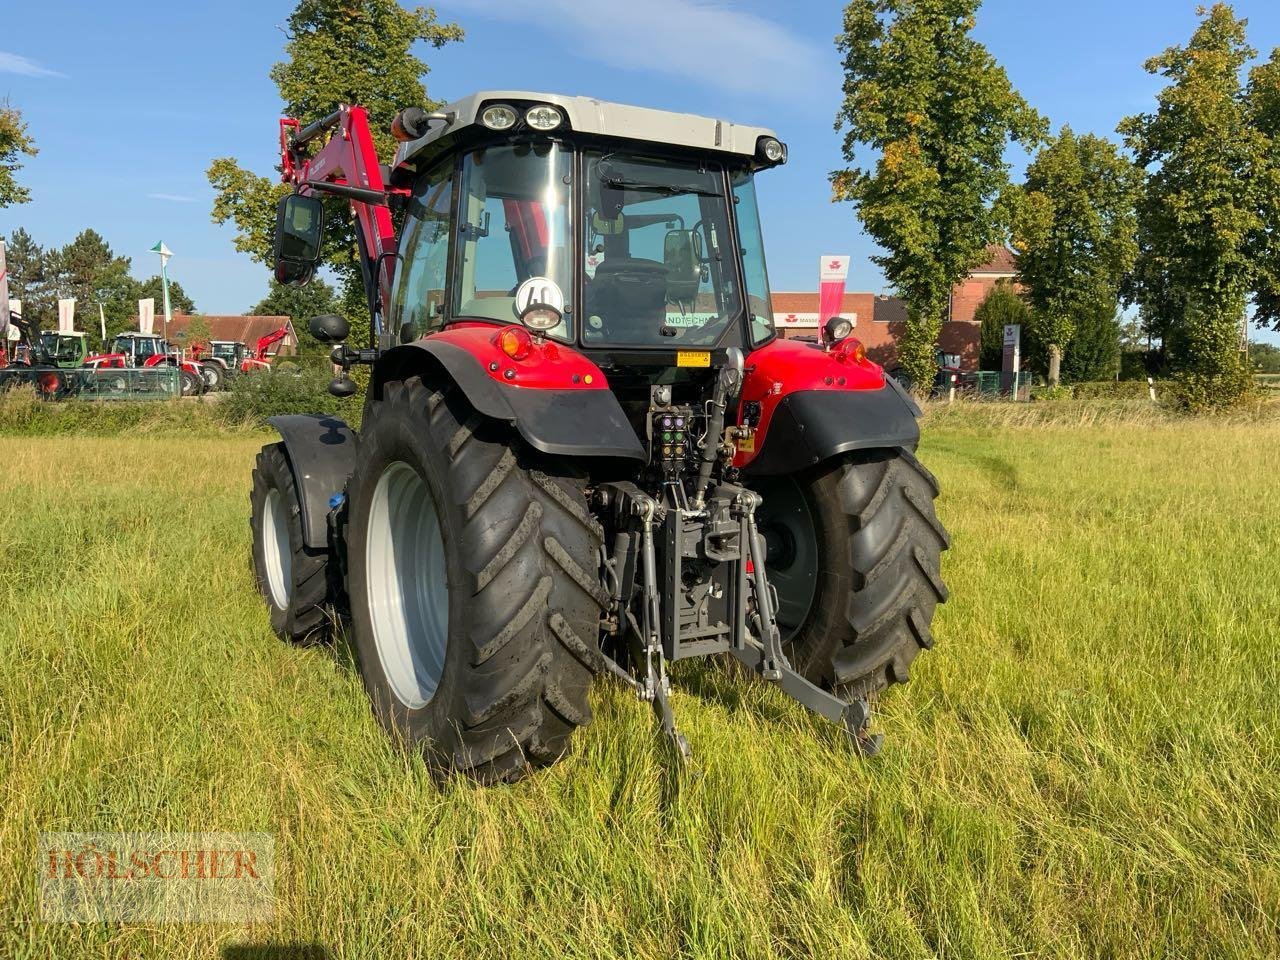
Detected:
left=274, top=194, right=325, bottom=287
left=308, top=313, right=349, bottom=343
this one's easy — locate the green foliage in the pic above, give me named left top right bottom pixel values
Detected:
left=0, top=100, right=37, bottom=208
left=1248, top=341, right=1280, bottom=373
left=1248, top=47, right=1280, bottom=329
left=1119, top=3, right=1267, bottom=408
left=833, top=0, right=1045, bottom=390
left=206, top=0, right=462, bottom=336
left=1, top=227, right=51, bottom=322
left=175, top=313, right=213, bottom=351
left=0, top=387, right=236, bottom=437
left=132, top=274, right=196, bottom=316
left=1060, top=305, right=1122, bottom=383
left=1012, top=127, right=1139, bottom=376
left=218, top=368, right=359, bottom=427
left=974, top=281, right=1030, bottom=370
left=251, top=277, right=341, bottom=357
left=1070, top=378, right=1171, bottom=400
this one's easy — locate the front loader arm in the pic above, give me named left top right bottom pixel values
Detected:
left=279, top=107, right=400, bottom=339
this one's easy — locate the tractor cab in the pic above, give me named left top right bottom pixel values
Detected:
left=38, top=331, right=88, bottom=368
left=106, top=333, right=167, bottom=366
left=210, top=340, right=248, bottom=367
left=375, top=94, right=781, bottom=359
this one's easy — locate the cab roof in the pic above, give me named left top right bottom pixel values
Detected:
left=394, top=91, right=781, bottom=168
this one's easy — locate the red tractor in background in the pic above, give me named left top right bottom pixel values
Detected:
left=240, top=325, right=292, bottom=373
left=193, top=326, right=294, bottom=387
left=85, top=332, right=205, bottom=396
left=249, top=94, right=949, bottom=784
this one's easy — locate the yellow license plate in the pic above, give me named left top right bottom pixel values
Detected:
left=737, top=435, right=755, bottom=453
left=676, top=351, right=711, bottom=368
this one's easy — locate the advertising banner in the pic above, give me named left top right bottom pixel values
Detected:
left=138, top=298, right=156, bottom=335
left=58, top=298, right=77, bottom=334
left=818, top=255, right=851, bottom=324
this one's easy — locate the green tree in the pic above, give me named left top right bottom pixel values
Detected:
left=1012, top=127, right=1140, bottom=385
left=251, top=277, right=341, bottom=357
left=1118, top=3, right=1266, bottom=408
left=207, top=0, right=461, bottom=347
left=1247, top=341, right=1280, bottom=373
left=1, top=227, right=53, bottom=324
left=48, top=229, right=137, bottom=349
left=0, top=100, right=37, bottom=208
left=132, top=275, right=196, bottom=315
left=1060, top=304, right=1122, bottom=382
left=974, top=281, right=1030, bottom=370
left=833, top=0, right=1044, bottom=390
left=175, top=313, right=213, bottom=352
left=1247, top=47, right=1280, bottom=329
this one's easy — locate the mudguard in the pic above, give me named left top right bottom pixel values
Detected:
left=740, top=386, right=920, bottom=476
left=735, top=337, right=921, bottom=476
left=374, top=328, right=646, bottom=461
left=267, top=414, right=359, bottom=549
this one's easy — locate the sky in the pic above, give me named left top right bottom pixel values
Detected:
left=2, top=0, right=1278, bottom=339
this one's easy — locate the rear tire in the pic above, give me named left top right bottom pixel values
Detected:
left=179, top=368, right=202, bottom=397
left=249, top=443, right=332, bottom=643
left=345, top=376, right=606, bottom=784
left=755, top=448, right=949, bottom=700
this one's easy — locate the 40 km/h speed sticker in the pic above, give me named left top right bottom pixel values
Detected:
left=676, top=352, right=711, bottom=368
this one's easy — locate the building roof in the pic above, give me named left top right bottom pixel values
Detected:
left=397, top=91, right=780, bottom=168
left=972, top=245, right=1018, bottom=276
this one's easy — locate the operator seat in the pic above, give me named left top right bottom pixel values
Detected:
left=585, top=258, right=667, bottom=342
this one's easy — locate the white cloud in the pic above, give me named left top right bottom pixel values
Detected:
left=0, top=52, right=65, bottom=78
left=450, top=0, right=828, bottom=100
left=147, top=193, right=200, bottom=203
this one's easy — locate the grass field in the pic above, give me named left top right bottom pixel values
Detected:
left=2, top=404, right=1278, bottom=958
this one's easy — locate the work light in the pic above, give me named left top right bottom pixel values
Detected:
left=525, top=104, right=564, bottom=131
left=822, top=316, right=853, bottom=344
left=757, top=137, right=787, bottom=164
left=481, top=104, right=518, bottom=130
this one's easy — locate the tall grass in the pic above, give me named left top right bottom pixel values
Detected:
left=1, top=411, right=1278, bottom=958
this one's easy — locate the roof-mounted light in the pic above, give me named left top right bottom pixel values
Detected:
left=757, top=136, right=787, bottom=165
left=525, top=104, right=564, bottom=131
left=481, top=104, right=519, bottom=131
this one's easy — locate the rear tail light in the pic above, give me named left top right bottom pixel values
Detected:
left=497, top=326, right=533, bottom=361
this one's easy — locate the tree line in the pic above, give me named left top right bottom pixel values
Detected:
left=4, top=0, right=1274, bottom=406
left=0, top=225, right=341, bottom=352
left=835, top=0, right=1279, bottom=408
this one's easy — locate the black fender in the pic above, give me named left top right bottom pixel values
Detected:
left=268, top=414, right=359, bottom=549
left=742, top=382, right=921, bottom=477
left=373, top=340, right=646, bottom=461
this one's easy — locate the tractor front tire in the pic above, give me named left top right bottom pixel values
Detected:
left=344, top=376, right=606, bottom=784
left=249, top=443, right=333, bottom=644
left=756, top=448, right=950, bottom=701
left=201, top=361, right=226, bottom=391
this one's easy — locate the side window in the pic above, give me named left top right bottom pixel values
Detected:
left=732, top=171, right=775, bottom=346
left=391, top=160, right=454, bottom=341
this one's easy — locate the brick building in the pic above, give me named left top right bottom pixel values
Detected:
left=770, top=245, right=1017, bottom=372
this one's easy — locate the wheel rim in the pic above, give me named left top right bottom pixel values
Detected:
left=366, top=461, right=449, bottom=709
left=754, top=476, right=820, bottom=643
left=262, top=488, right=293, bottom=611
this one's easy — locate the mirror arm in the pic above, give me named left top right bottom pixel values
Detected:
left=305, top=180, right=389, bottom=206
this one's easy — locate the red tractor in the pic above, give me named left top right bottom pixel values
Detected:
left=85, top=332, right=205, bottom=396
left=249, top=95, right=949, bottom=784
left=240, top=325, right=292, bottom=373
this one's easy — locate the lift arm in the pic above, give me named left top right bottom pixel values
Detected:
left=279, top=107, right=402, bottom=341
left=253, top=325, right=292, bottom=362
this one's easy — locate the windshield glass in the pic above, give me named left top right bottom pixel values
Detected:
left=39, top=332, right=81, bottom=362
left=212, top=343, right=239, bottom=361
left=453, top=143, right=574, bottom=340
left=582, top=152, right=743, bottom=348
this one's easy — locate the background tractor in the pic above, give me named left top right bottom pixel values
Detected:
left=249, top=94, right=949, bottom=784
left=85, top=332, right=205, bottom=396
left=0, top=311, right=78, bottom=398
